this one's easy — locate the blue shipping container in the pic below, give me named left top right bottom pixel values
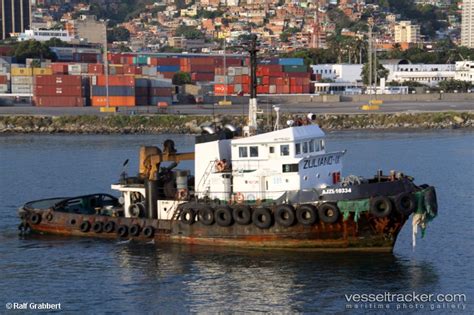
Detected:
left=157, top=65, right=180, bottom=72
left=92, top=86, right=135, bottom=96
left=278, top=58, right=304, bottom=66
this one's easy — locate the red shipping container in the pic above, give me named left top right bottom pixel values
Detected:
left=256, top=66, right=270, bottom=76
left=286, top=72, right=311, bottom=78
left=96, top=75, right=135, bottom=87
left=214, top=67, right=225, bottom=76
left=269, top=77, right=278, bottom=85
left=136, top=87, right=149, bottom=96
left=35, top=75, right=82, bottom=86
left=35, top=85, right=84, bottom=97
left=190, top=64, right=215, bottom=73
left=192, top=72, right=214, bottom=81
left=189, top=58, right=215, bottom=66
left=110, top=65, right=124, bottom=75
left=269, top=71, right=285, bottom=78
left=0, top=75, right=7, bottom=84
left=242, top=75, right=250, bottom=84
left=124, top=65, right=142, bottom=75
left=303, top=85, right=310, bottom=94
left=51, top=63, right=68, bottom=74
left=214, top=58, right=243, bottom=67
left=262, top=76, right=270, bottom=85
left=234, top=76, right=242, bottom=84
left=282, top=85, right=290, bottom=94
left=242, top=84, right=250, bottom=94
left=88, top=64, right=104, bottom=75
left=155, top=58, right=181, bottom=66
left=34, top=96, right=85, bottom=107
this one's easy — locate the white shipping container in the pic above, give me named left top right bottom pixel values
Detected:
left=12, top=84, right=32, bottom=94
left=68, top=63, right=88, bottom=75
left=242, top=67, right=250, bottom=75
left=12, top=76, right=33, bottom=85
left=0, top=84, right=9, bottom=93
left=269, top=85, right=277, bottom=94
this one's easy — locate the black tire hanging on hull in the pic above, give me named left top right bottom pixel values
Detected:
left=80, top=221, right=91, bottom=233
left=215, top=206, right=233, bottom=227
left=370, top=196, right=393, bottom=218
left=394, top=192, right=416, bottom=215
left=143, top=226, right=155, bottom=238
left=198, top=207, right=215, bottom=226
left=252, top=208, right=273, bottom=229
left=180, top=208, right=196, bottom=225
left=117, top=225, right=128, bottom=237
left=296, top=204, right=318, bottom=226
left=275, top=205, right=296, bottom=227
left=30, top=213, right=42, bottom=225
left=232, top=205, right=252, bottom=225
left=129, top=224, right=141, bottom=237
left=318, top=203, right=340, bottom=224
left=92, top=221, right=103, bottom=233
left=104, top=221, right=115, bottom=233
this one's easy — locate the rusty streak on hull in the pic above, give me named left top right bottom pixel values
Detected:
left=20, top=209, right=407, bottom=252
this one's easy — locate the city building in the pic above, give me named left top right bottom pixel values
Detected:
left=0, top=0, right=32, bottom=39
left=66, top=15, right=105, bottom=45
left=394, top=21, right=420, bottom=44
left=311, top=64, right=363, bottom=83
left=461, top=0, right=474, bottom=48
left=382, top=60, right=455, bottom=87
left=454, top=60, right=474, bottom=83
left=17, top=28, right=74, bottom=42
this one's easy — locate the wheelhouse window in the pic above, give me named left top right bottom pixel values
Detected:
left=238, top=147, right=248, bottom=158
left=295, top=143, right=301, bottom=155
left=280, top=144, right=290, bottom=156
left=303, top=142, right=308, bottom=154
left=320, top=139, right=325, bottom=150
left=282, top=163, right=299, bottom=173
left=314, top=139, right=320, bottom=151
left=249, top=146, right=259, bottom=157
left=309, top=139, right=315, bottom=152
left=269, top=146, right=275, bottom=154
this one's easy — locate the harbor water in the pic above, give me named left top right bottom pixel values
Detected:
left=0, top=130, right=472, bottom=313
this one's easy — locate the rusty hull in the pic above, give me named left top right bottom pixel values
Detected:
left=20, top=209, right=407, bottom=252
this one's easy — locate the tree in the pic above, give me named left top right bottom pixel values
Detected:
left=361, top=60, right=389, bottom=85
left=438, top=80, right=472, bottom=93
left=13, top=40, right=55, bottom=63
left=172, top=71, right=192, bottom=85
left=175, top=25, right=204, bottom=40
left=108, top=27, right=130, bottom=43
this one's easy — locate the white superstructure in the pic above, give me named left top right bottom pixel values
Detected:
left=195, top=124, right=345, bottom=202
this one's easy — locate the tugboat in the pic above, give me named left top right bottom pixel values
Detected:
left=18, top=36, right=437, bottom=251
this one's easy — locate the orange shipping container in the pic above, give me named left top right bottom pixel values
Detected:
left=96, top=75, right=135, bottom=86
left=0, top=75, right=7, bottom=84
left=214, top=84, right=234, bottom=95
left=51, top=63, right=68, bottom=74
left=91, top=96, right=136, bottom=107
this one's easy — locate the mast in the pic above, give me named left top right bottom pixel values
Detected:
left=368, top=17, right=373, bottom=97
left=223, top=39, right=227, bottom=103
left=244, top=34, right=259, bottom=136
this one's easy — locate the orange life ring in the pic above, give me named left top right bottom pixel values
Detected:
left=177, top=189, right=188, bottom=200
left=235, top=193, right=245, bottom=204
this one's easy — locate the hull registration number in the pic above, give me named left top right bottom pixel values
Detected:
left=321, top=188, right=352, bottom=195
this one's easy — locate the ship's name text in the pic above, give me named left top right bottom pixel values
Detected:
left=302, top=154, right=341, bottom=170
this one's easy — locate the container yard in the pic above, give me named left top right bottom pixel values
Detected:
left=2, top=52, right=313, bottom=107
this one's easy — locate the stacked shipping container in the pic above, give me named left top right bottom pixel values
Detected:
left=34, top=75, right=87, bottom=107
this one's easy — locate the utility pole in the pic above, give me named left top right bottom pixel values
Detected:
left=368, top=18, right=373, bottom=96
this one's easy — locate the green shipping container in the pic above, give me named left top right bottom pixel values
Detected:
left=283, top=65, right=307, bottom=73
left=133, top=56, right=148, bottom=65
